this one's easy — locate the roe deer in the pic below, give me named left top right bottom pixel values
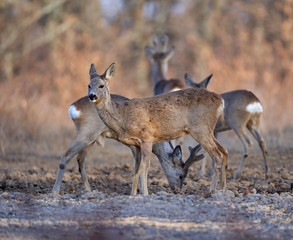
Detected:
left=52, top=96, right=204, bottom=195
left=88, top=63, right=228, bottom=195
left=185, top=73, right=268, bottom=180
left=145, top=34, right=185, bottom=95
left=145, top=34, right=186, bottom=146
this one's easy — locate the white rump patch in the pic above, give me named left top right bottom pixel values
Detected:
left=171, top=88, right=182, bottom=92
left=217, top=99, right=225, bottom=117
left=68, top=105, right=81, bottom=119
left=246, top=102, right=263, bottom=113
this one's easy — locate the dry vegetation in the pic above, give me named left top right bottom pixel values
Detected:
left=0, top=1, right=293, bottom=239
left=0, top=0, right=293, bottom=158
left=0, top=2, right=292, bottom=177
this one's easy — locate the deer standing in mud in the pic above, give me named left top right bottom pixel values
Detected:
left=184, top=73, right=268, bottom=180
left=52, top=94, right=204, bottom=195
left=88, top=63, right=228, bottom=196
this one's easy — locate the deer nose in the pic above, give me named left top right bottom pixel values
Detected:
left=89, top=94, right=97, bottom=101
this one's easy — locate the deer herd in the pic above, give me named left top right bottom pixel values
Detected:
left=52, top=35, right=268, bottom=197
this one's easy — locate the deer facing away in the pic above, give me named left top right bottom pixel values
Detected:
left=52, top=95, right=204, bottom=195
left=88, top=63, right=228, bottom=195
left=185, top=73, right=268, bottom=180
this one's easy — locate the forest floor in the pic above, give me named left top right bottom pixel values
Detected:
left=0, top=135, right=292, bottom=240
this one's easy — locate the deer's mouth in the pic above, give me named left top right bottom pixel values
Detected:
left=89, top=93, right=97, bottom=102
left=89, top=98, right=97, bottom=103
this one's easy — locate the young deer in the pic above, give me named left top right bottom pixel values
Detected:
left=52, top=95, right=204, bottom=195
left=88, top=63, right=228, bottom=196
left=145, top=34, right=185, bottom=95
left=185, top=73, right=268, bottom=180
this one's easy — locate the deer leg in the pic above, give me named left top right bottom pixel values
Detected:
left=232, top=127, right=251, bottom=180
left=205, top=144, right=224, bottom=194
left=209, top=132, right=219, bottom=177
left=199, top=132, right=218, bottom=180
left=141, top=142, right=152, bottom=195
left=131, top=146, right=142, bottom=196
left=130, top=146, right=143, bottom=194
left=52, top=141, right=91, bottom=194
left=247, top=126, right=268, bottom=179
left=190, top=131, right=226, bottom=194
left=214, top=140, right=228, bottom=191
left=76, top=143, right=94, bottom=192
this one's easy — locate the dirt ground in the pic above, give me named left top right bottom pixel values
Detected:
left=0, top=135, right=292, bottom=240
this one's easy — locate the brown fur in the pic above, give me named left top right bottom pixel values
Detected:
left=185, top=74, right=268, bottom=180
left=89, top=63, right=228, bottom=195
left=52, top=94, right=204, bottom=194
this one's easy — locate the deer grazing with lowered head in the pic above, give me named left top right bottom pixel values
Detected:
left=88, top=63, right=228, bottom=196
left=145, top=34, right=185, bottom=95
left=52, top=94, right=204, bottom=195
left=184, top=73, right=268, bottom=180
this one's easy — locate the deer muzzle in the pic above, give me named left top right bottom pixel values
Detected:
left=89, top=93, right=97, bottom=102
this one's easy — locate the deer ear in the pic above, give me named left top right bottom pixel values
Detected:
left=145, top=46, right=154, bottom=61
left=200, top=74, right=213, bottom=89
left=89, top=63, right=99, bottom=79
left=103, top=63, right=116, bottom=82
left=184, top=73, right=198, bottom=88
left=152, top=34, right=159, bottom=48
left=172, top=145, right=182, bottom=164
left=160, top=34, right=169, bottom=51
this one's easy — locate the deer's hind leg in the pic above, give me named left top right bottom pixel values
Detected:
left=198, top=132, right=219, bottom=180
left=247, top=117, right=268, bottom=179
left=77, top=143, right=95, bottom=192
left=189, top=130, right=228, bottom=194
left=52, top=140, right=93, bottom=194
left=227, top=111, right=252, bottom=180
left=231, top=126, right=252, bottom=180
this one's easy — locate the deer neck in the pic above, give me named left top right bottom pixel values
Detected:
left=94, top=95, right=126, bottom=136
left=152, top=142, right=173, bottom=163
left=152, top=61, right=168, bottom=85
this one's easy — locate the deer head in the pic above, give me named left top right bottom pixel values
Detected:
left=157, top=143, right=204, bottom=192
left=88, top=63, right=115, bottom=106
left=145, top=34, right=175, bottom=64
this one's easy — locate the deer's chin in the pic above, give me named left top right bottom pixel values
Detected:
left=89, top=99, right=96, bottom=103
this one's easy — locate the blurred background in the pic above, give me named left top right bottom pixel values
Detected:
left=0, top=0, right=292, bottom=159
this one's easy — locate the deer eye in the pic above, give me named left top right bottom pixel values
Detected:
left=99, top=85, right=104, bottom=89
left=179, top=175, right=183, bottom=180
left=88, top=84, right=91, bottom=89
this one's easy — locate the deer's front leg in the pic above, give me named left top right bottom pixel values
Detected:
left=141, top=142, right=152, bottom=195
left=131, top=146, right=142, bottom=196
left=130, top=145, right=143, bottom=194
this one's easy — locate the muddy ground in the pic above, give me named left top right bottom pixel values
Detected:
left=0, top=136, right=292, bottom=240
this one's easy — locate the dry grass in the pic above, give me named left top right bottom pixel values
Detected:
left=0, top=0, right=293, bottom=159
